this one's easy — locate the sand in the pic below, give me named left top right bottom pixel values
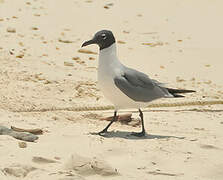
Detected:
left=0, top=0, right=223, bottom=179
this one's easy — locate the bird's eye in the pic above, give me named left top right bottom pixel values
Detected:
left=101, top=34, right=107, bottom=40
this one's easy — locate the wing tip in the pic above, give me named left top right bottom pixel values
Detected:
left=166, top=88, right=195, bottom=98
left=167, top=88, right=196, bottom=94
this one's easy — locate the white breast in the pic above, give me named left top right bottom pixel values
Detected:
left=97, top=44, right=147, bottom=110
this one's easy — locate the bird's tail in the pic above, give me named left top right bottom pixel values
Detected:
left=166, top=88, right=195, bottom=98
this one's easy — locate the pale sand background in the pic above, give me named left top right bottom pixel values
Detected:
left=0, top=0, right=223, bottom=180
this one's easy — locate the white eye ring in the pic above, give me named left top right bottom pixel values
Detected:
left=101, top=34, right=107, bottom=40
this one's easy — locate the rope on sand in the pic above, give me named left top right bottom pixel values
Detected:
left=12, top=100, right=223, bottom=112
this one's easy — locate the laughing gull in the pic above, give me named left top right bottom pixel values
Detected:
left=82, top=30, right=195, bottom=137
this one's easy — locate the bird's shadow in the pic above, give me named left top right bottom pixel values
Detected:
left=90, top=131, right=185, bottom=140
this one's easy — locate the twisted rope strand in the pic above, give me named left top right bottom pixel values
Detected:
left=12, top=100, right=223, bottom=113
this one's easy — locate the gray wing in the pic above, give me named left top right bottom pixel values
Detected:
left=114, top=67, right=172, bottom=102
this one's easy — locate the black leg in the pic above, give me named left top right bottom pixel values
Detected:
left=131, top=109, right=146, bottom=137
left=98, top=111, right=117, bottom=135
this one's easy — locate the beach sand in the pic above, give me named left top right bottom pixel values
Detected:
left=0, top=0, right=223, bottom=179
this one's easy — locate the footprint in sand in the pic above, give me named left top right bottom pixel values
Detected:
left=2, top=164, right=37, bottom=178
left=64, top=153, right=119, bottom=177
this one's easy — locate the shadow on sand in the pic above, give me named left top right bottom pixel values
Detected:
left=90, top=131, right=185, bottom=140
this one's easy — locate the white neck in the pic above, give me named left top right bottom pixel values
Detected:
left=99, top=43, right=121, bottom=66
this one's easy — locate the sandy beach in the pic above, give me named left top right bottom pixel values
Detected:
left=0, top=0, right=223, bottom=179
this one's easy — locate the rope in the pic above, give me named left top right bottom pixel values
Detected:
left=12, top=100, right=223, bottom=113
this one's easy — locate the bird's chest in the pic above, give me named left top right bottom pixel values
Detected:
left=97, top=57, right=123, bottom=99
left=98, top=61, right=116, bottom=92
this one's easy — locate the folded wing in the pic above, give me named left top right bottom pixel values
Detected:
left=114, top=67, right=195, bottom=102
left=114, top=68, right=172, bottom=102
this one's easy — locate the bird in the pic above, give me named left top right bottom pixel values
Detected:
left=81, top=30, right=195, bottom=137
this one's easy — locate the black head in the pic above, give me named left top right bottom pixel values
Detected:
left=81, top=30, right=116, bottom=50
